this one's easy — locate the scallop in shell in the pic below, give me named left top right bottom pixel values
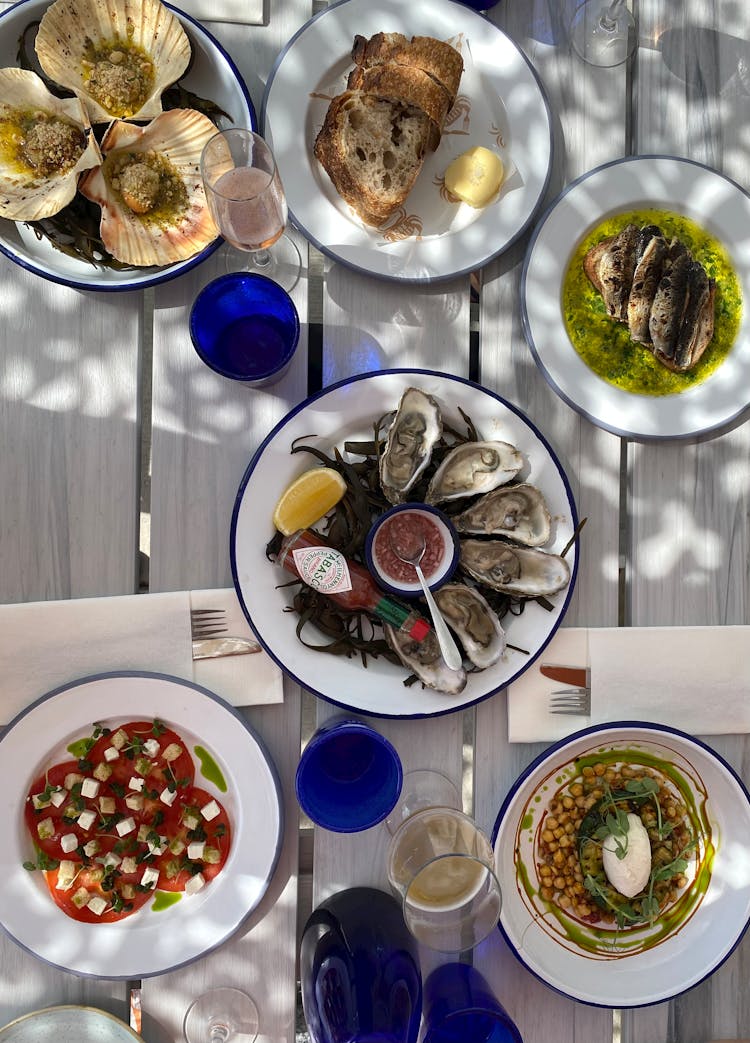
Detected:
left=35, top=0, right=191, bottom=124
left=460, top=539, right=570, bottom=597
left=433, top=583, right=506, bottom=670
left=453, top=483, right=551, bottom=547
left=425, top=441, right=523, bottom=504
left=0, top=68, right=101, bottom=221
left=384, top=624, right=466, bottom=694
left=78, top=108, right=219, bottom=266
left=379, top=387, right=442, bottom=504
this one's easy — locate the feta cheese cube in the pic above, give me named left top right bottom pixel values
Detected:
left=83, top=839, right=100, bottom=857
left=185, top=872, right=205, bottom=895
left=71, top=886, right=90, bottom=909
left=128, top=776, right=145, bottom=792
left=148, top=836, right=166, bottom=855
left=99, top=796, right=116, bottom=815
left=87, top=895, right=108, bottom=916
left=93, top=762, right=113, bottom=782
left=116, top=816, right=136, bottom=837
left=49, top=789, right=66, bottom=808
left=162, top=743, right=183, bottom=762
left=187, top=840, right=205, bottom=861
left=55, top=860, right=78, bottom=891
left=102, top=852, right=121, bottom=869
left=111, top=728, right=129, bottom=750
left=160, top=787, right=177, bottom=807
left=81, top=777, right=100, bottom=799
left=143, top=738, right=161, bottom=757
left=201, top=800, right=220, bottom=822
left=140, top=866, right=160, bottom=889
left=77, top=809, right=97, bottom=831
left=61, top=832, right=79, bottom=853
left=125, top=793, right=144, bottom=812
left=103, top=746, right=120, bottom=762
left=120, top=856, right=137, bottom=874
left=64, top=772, right=83, bottom=791
left=32, top=792, right=51, bottom=810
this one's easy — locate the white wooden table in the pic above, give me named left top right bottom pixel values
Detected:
left=1, top=1, right=749, bottom=1041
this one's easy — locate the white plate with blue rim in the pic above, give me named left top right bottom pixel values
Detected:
left=231, top=369, right=579, bottom=719
left=0, top=671, right=282, bottom=978
left=0, top=0, right=255, bottom=291
left=262, top=0, right=552, bottom=283
left=0, top=1006, right=141, bottom=1042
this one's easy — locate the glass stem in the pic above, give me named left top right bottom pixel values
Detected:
left=601, top=0, right=625, bottom=31
left=209, top=1027, right=230, bottom=1043
left=253, top=248, right=272, bottom=269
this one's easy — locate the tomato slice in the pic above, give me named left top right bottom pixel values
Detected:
left=24, top=760, right=90, bottom=860
left=87, top=721, right=195, bottom=793
left=45, top=863, right=152, bottom=924
left=154, top=786, right=231, bottom=892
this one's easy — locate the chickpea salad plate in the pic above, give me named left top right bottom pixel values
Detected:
left=491, top=722, right=750, bottom=1007
left=0, top=671, right=282, bottom=979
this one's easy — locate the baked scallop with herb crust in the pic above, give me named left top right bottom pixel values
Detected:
left=34, top=0, right=191, bottom=124
left=0, top=68, right=102, bottom=221
left=78, top=108, right=219, bottom=266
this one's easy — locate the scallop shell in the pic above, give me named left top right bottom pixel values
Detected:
left=35, top=0, right=191, bottom=124
left=0, top=68, right=102, bottom=221
left=78, top=108, right=219, bottom=266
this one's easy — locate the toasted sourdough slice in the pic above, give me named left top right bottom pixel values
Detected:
left=313, top=90, right=432, bottom=225
left=346, top=62, right=451, bottom=150
left=352, top=31, right=463, bottom=105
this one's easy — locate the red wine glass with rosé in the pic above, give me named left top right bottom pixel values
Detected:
left=201, top=128, right=301, bottom=291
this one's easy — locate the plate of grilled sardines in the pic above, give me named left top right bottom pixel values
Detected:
left=521, top=155, right=750, bottom=439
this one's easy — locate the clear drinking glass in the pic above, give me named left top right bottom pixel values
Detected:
left=569, top=0, right=636, bottom=67
left=183, top=987, right=259, bottom=1043
left=201, top=128, right=300, bottom=291
left=385, top=771, right=502, bottom=952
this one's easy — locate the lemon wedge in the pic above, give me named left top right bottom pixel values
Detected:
left=272, top=467, right=347, bottom=536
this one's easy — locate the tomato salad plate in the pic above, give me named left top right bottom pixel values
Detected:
left=261, top=0, right=552, bottom=282
left=231, top=370, right=579, bottom=719
left=0, top=671, right=282, bottom=979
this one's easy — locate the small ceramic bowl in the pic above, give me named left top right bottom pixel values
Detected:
left=365, top=503, right=460, bottom=598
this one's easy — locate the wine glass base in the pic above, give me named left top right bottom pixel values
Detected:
left=183, top=987, right=259, bottom=1043
left=222, top=234, right=302, bottom=292
left=569, top=1, right=636, bottom=67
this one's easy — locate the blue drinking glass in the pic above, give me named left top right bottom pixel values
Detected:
left=300, top=886, right=422, bottom=1043
left=189, top=271, right=299, bottom=388
left=422, top=964, right=522, bottom=1043
left=296, top=716, right=403, bottom=832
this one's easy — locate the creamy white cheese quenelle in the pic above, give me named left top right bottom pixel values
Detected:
left=602, top=813, right=652, bottom=898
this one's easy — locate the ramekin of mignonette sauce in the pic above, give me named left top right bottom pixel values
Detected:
left=365, top=503, right=460, bottom=598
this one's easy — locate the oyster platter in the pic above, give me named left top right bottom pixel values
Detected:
left=231, top=370, right=579, bottom=719
left=0, top=0, right=255, bottom=289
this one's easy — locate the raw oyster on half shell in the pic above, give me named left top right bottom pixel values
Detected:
left=425, top=440, right=523, bottom=504
left=379, top=387, right=442, bottom=504
left=78, top=108, right=219, bottom=266
left=384, top=623, right=466, bottom=694
left=433, top=583, right=506, bottom=669
left=35, top=0, right=191, bottom=124
left=460, top=539, right=570, bottom=597
left=453, top=483, right=551, bottom=547
left=0, top=68, right=101, bottom=221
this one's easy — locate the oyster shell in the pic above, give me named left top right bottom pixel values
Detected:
left=379, top=387, right=442, bottom=504
left=384, top=624, right=466, bottom=694
left=460, top=539, right=570, bottom=597
left=0, top=68, right=101, bottom=221
left=433, top=583, right=506, bottom=670
left=425, top=441, right=523, bottom=504
left=78, top=109, right=219, bottom=266
left=35, top=0, right=191, bottom=124
left=453, top=483, right=551, bottom=547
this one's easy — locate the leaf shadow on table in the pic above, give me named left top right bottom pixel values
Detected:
left=652, top=25, right=750, bottom=97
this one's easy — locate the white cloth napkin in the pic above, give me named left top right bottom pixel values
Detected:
left=507, top=625, right=750, bottom=742
left=0, top=588, right=282, bottom=725
left=176, top=0, right=263, bottom=26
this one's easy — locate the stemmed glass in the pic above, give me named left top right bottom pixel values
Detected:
left=183, top=987, right=259, bottom=1043
left=201, top=128, right=300, bottom=291
left=569, top=0, right=637, bottom=67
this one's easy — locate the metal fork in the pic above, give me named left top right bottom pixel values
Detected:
left=190, top=608, right=228, bottom=639
left=190, top=607, right=261, bottom=659
left=549, top=686, right=591, bottom=715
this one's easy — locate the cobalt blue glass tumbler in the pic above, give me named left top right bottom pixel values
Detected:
left=189, top=271, right=299, bottom=387
left=423, top=964, right=523, bottom=1043
left=301, top=886, right=422, bottom=1043
left=296, top=717, right=403, bottom=832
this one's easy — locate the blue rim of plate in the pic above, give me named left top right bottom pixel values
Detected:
left=0, top=669, right=283, bottom=979
left=0, top=0, right=256, bottom=292
left=230, top=368, right=580, bottom=719
left=260, top=0, right=554, bottom=284
left=0, top=1007, right=142, bottom=1041
left=491, top=720, right=750, bottom=1008
left=519, top=153, right=750, bottom=440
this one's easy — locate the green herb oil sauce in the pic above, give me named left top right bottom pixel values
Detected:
left=194, top=745, right=227, bottom=793
left=515, top=747, right=713, bottom=958
left=67, top=737, right=95, bottom=758
left=152, top=891, right=182, bottom=912
left=563, top=209, right=742, bottom=395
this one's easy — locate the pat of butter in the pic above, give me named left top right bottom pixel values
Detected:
left=444, top=146, right=504, bottom=208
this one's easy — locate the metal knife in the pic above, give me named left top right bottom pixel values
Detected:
left=192, top=636, right=261, bottom=660
left=540, top=663, right=588, bottom=687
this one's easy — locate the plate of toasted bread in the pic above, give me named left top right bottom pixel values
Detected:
left=261, top=0, right=552, bottom=282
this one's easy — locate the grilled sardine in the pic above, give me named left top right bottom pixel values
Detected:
left=649, top=240, right=691, bottom=360
left=627, top=231, right=667, bottom=344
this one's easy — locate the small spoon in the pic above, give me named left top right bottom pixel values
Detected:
left=389, top=528, right=463, bottom=671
